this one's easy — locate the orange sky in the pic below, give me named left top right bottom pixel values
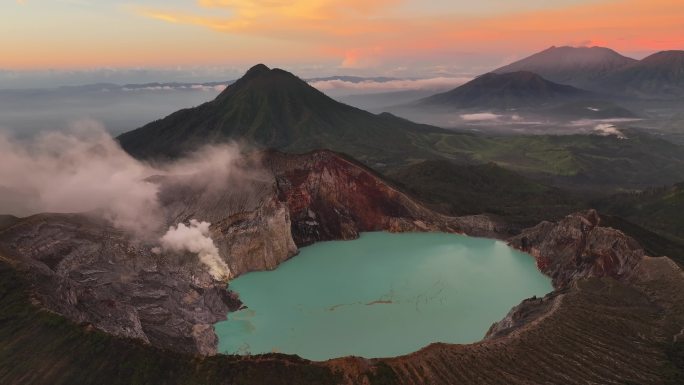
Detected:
left=2, top=0, right=683, bottom=73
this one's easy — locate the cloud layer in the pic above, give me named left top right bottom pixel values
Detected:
left=460, top=112, right=501, bottom=121
left=309, top=76, right=470, bottom=93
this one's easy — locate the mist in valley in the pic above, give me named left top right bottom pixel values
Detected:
left=0, top=85, right=226, bottom=138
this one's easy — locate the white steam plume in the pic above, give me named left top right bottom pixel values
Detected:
left=158, top=219, right=231, bottom=280
left=0, top=120, right=161, bottom=236
left=0, top=120, right=255, bottom=280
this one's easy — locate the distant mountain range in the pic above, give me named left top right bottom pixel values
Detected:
left=411, top=45, right=684, bottom=114
left=493, top=46, right=636, bottom=88
left=598, top=50, right=684, bottom=98
left=493, top=46, right=684, bottom=98
left=117, top=64, right=442, bottom=162
left=416, top=71, right=593, bottom=109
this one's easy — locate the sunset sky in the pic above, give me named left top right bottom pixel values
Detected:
left=2, top=0, right=684, bottom=87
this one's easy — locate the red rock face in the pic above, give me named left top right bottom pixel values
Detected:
left=509, top=209, right=644, bottom=288
left=265, top=150, right=505, bottom=246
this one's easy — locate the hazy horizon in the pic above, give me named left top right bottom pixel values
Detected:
left=0, top=46, right=663, bottom=90
left=3, top=0, right=683, bottom=88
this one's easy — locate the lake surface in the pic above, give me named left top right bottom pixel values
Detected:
left=216, top=232, right=552, bottom=360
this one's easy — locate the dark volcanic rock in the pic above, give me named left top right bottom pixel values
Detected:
left=266, top=150, right=506, bottom=246
left=0, top=214, right=231, bottom=355
left=2, top=160, right=684, bottom=384
left=484, top=291, right=562, bottom=340
left=0, top=150, right=504, bottom=355
left=508, top=209, right=644, bottom=288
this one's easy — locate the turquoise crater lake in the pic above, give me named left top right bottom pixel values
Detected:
left=216, top=232, right=552, bottom=360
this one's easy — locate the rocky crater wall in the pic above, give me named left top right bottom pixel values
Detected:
left=0, top=150, right=504, bottom=354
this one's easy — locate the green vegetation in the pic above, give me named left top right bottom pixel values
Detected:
left=417, top=71, right=591, bottom=109
left=593, top=182, right=684, bottom=264
left=118, top=65, right=684, bottom=191
left=0, top=261, right=341, bottom=385
left=386, top=160, right=684, bottom=261
left=545, top=100, right=636, bottom=119
left=420, top=129, right=684, bottom=189
left=117, top=64, right=443, bottom=167
left=598, top=214, right=684, bottom=265
left=594, top=182, right=684, bottom=239
left=387, top=160, right=582, bottom=228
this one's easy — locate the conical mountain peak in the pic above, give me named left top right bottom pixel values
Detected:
left=213, top=63, right=310, bottom=102
left=117, top=65, right=437, bottom=161
left=244, top=63, right=271, bottom=78
left=418, top=71, right=591, bottom=109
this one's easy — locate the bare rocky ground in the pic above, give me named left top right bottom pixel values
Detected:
left=0, top=150, right=503, bottom=355
left=1, top=150, right=683, bottom=384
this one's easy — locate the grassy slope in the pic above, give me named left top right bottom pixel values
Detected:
left=423, top=129, right=684, bottom=189
left=387, top=160, right=582, bottom=228
left=416, top=71, right=592, bottom=110
left=599, top=214, right=684, bottom=266
left=117, top=66, right=444, bottom=167
left=0, top=261, right=341, bottom=385
left=594, top=182, right=684, bottom=238
left=593, top=182, right=684, bottom=257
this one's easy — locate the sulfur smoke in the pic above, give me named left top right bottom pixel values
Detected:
left=0, top=120, right=161, bottom=236
left=0, top=120, right=253, bottom=280
left=158, top=220, right=231, bottom=280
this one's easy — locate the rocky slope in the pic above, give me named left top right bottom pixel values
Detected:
left=334, top=259, right=684, bottom=385
left=0, top=149, right=503, bottom=355
left=509, top=209, right=644, bottom=288
left=2, top=187, right=683, bottom=384
left=0, top=213, right=240, bottom=356
left=265, top=150, right=505, bottom=245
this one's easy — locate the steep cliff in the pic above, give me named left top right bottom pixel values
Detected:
left=266, top=150, right=505, bottom=246
left=1, top=185, right=683, bottom=384
left=0, top=213, right=238, bottom=356
left=3, top=149, right=683, bottom=384
left=509, top=209, right=644, bottom=288
left=0, top=150, right=504, bottom=355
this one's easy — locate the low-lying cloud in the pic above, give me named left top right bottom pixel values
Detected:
left=309, top=77, right=471, bottom=93
left=460, top=112, right=501, bottom=121
left=121, top=84, right=228, bottom=92
left=593, top=123, right=627, bottom=139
